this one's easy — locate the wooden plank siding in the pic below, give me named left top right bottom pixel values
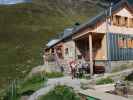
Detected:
left=72, top=5, right=133, bottom=62
left=74, top=33, right=107, bottom=61
left=108, top=33, right=133, bottom=61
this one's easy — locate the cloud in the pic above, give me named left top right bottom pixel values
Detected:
left=0, top=0, right=31, bottom=4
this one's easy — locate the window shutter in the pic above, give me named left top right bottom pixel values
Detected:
left=132, top=19, right=133, bottom=28
left=129, top=18, right=132, bottom=27
left=125, top=17, right=128, bottom=27
left=118, top=16, right=121, bottom=26
left=121, top=17, right=125, bottom=26
left=113, top=16, right=117, bottom=25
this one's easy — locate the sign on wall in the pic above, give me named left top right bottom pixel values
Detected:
left=109, top=33, right=133, bottom=61
left=118, top=36, right=133, bottom=48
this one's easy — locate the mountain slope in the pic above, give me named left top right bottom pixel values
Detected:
left=1, top=0, right=131, bottom=89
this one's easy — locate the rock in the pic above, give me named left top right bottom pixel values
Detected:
left=80, top=79, right=95, bottom=90
left=27, top=64, right=62, bottom=78
left=28, top=65, right=46, bottom=78
left=20, top=96, right=29, bottom=100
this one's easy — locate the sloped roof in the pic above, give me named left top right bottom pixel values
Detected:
left=47, top=0, right=133, bottom=48
left=46, top=28, right=73, bottom=48
left=62, top=28, right=73, bottom=39
left=73, top=0, right=133, bottom=34
left=46, top=39, right=60, bottom=47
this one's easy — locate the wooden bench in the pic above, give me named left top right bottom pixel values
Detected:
left=94, top=65, right=105, bottom=74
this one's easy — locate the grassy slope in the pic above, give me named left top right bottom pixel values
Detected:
left=0, top=0, right=104, bottom=89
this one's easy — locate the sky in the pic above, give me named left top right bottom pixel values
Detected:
left=0, top=0, right=31, bottom=4
left=0, top=0, right=132, bottom=5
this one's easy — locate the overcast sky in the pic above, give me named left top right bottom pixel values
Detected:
left=0, top=0, right=31, bottom=4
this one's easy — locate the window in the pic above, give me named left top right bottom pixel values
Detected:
left=124, top=17, right=128, bottom=27
left=122, top=17, right=128, bottom=26
left=51, top=48, right=54, bottom=53
left=65, top=48, right=69, bottom=55
left=77, top=55, right=82, bottom=59
left=116, top=15, right=121, bottom=25
left=112, top=15, right=117, bottom=25
left=112, top=15, right=129, bottom=27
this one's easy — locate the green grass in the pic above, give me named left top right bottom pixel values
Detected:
left=1, top=71, right=63, bottom=99
left=0, top=3, right=88, bottom=90
left=29, top=71, right=64, bottom=79
left=17, top=74, right=47, bottom=95
left=96, top=77, right=114, bottom=85
left=0, top=0, right=106, bottom=90
left=38, top=85, right=80, bottom=100
left=1, top=73, right=47, bottom=100
left=45, top=72, right=64, bottom=78
left=17, top=71, right=63, bottom=96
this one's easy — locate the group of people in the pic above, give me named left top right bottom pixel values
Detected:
left=69, top=60, right=89, bottom=79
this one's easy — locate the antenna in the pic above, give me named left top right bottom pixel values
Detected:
left=109, top=2, right=113, bottom=25
left=106, top=0, right=113, bottom=72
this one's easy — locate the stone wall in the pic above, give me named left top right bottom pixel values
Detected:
left=104, top=60, right=133, bottom=73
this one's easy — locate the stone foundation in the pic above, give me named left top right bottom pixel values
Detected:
left=94, top=60, right=133, bottom=73
left=105, top=60, right=133, bottom=73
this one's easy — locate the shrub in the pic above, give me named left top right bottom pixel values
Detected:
left=125, top=72, right=133, bottom=81
left=17, top=74, right=47, bottom=95
left=96, top=77, right=114, bottom=85
left=45, top=72, right=64, bottom=78
left=38, top=85, right=80, bottom=100
left=3, top=81, right=17, bottom=100
left=17, top=71, right=63, bottom=95
left=2, top=71, right=63, bottom=99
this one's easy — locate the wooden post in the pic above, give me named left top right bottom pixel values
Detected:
left=127, top=17, right=130, bottom=28
left=49, top=48, right=51, bottom=54
left=74, top=40, right=77, bottom=60
left=89, top=33, right=93, bottom=76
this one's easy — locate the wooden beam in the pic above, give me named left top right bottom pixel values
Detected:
left=74, top=40, right=77, bottom=60
left=50, top=48, right=52, bottom=54
left=72, top=31, right=90, bottom=40
left=89, top=33, right=93, bottom=76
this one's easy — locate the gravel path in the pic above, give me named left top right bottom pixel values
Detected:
left=28, top=77, right=81, bottom=100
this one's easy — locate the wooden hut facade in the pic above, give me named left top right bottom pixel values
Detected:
left=44, top=0, right=133, bottom=74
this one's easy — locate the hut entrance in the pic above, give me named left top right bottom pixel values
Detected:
left=75, top=33, right=105, bottom=74
left=75, top=33, right=105, bottom=61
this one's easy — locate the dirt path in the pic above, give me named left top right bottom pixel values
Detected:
left=28, top=77, right=81, bottom=100
left=28, top=68, right=133, bottom=100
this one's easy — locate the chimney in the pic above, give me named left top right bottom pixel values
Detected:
left=73, top=22, right=80, bottom=32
